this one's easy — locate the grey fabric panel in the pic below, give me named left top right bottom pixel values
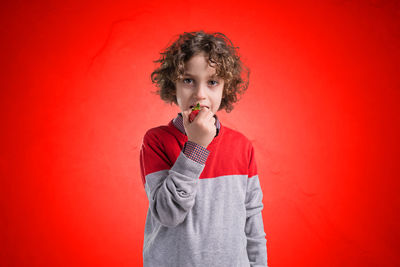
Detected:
left=144, top=174, right=254, bottom=267
left=245, top=175, right=268, bottom=266
left=145, top=151, right=205, bottom=227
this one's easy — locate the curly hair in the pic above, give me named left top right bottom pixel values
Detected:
left=150, top=30, right=249, bottom=113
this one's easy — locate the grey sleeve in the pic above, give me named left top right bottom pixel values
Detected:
left=245, top=175, right=268, bottom=267
left=144, top=151, right=205, bottom=227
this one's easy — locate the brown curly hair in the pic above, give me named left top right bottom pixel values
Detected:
left=150, top=30, right=249, bottom=113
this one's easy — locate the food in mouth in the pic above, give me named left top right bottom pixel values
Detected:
left=189, top=103, right=201, bottom=123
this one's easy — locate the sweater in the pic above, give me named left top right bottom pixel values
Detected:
left=139, top=114, right=268, bottom=267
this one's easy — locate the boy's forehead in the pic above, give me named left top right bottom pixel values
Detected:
left=183, top=54, right=218, bottom=76
left=184, top=71, right=218, bottom=77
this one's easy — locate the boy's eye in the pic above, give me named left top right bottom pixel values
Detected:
left=209, top=80, right=218, bottom=86
left=182, top=78, right=219, bottom=86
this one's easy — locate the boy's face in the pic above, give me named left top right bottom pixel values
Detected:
left=174, top=52, right=224, bottom=115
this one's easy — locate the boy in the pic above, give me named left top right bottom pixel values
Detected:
left=140, top=31, right=268, bottom=266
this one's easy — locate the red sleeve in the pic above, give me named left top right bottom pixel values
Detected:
left=140, top=130, right=172, bottom=186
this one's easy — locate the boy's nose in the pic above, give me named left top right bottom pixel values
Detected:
left=194, top=84, right=207, bottom=99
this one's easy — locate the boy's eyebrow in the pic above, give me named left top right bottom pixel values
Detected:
left=184, top=73, right=220, bottom=79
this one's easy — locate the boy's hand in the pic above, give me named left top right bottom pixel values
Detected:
left=182, top=107, right=216, bottom=148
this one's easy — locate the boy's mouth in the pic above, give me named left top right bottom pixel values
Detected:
left=190, top=105, right=209, bottom=109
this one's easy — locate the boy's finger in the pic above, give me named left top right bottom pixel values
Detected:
left=197, top=107, right=212, bottom=118
left=203, top=108, right=214, bottom=120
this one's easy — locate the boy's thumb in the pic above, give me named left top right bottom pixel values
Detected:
left=182, top=110, right=191, bottom=124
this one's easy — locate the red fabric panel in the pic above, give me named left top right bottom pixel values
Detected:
left=140, top=122, right=255, bottom=181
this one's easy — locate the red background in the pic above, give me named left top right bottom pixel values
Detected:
left=1, top=0, right=399, bottom=266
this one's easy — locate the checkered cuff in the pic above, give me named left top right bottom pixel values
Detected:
left=183, top=141, right=210, bottom=165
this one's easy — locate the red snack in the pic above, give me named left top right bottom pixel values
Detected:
left=189, top=103, right=201, bottom=123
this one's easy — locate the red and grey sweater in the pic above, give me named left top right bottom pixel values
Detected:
left=140, top=113, right=268, bottom=267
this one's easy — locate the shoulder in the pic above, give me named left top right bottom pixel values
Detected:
left=143, top=125, right=171, bottom=141
left=142, top=121, right=183, bottom=146
left=221, top=125, right=253, bottom=146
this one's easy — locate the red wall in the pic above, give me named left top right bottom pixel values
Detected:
left=1, top=0, right=399, bottom=266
